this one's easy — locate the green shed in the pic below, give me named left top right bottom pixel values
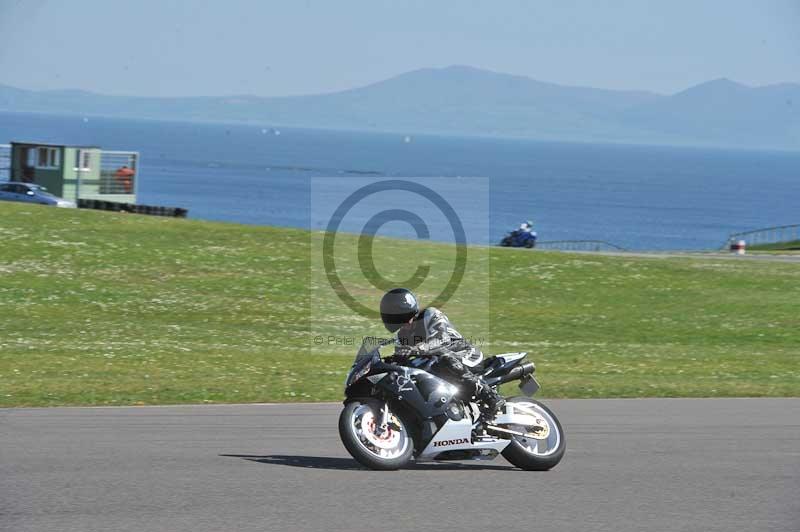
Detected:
left=8, top=141, right=138, bottom=203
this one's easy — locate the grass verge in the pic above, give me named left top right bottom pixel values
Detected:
left=1, top=203, right=797, bottom=406
left=748, top=240, right=800, bottom=252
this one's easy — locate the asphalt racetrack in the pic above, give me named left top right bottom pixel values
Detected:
left=2, top=399, right=798, bottom=532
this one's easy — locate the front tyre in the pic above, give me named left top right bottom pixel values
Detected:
left=500, top=397, right=565, bottom=471
left=339, top=399, right=413, bottom=470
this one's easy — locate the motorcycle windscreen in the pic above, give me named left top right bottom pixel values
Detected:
left=354, top=336, right=392, bottom=363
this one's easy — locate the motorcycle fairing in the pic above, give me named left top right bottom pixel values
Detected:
left=418, top=415, right=509, bottom=459
left=418, top=400, right=549, bottom=460
left=372, top=366, right=456, bottom=420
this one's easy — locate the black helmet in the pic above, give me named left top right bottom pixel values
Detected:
left=380, top=288, right=419, bottom=332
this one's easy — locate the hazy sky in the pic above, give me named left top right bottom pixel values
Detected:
left=1, top=0, right=798, bottom=97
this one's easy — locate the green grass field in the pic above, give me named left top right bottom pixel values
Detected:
left=748, top=240, right=800, bottom=251
left=1, top=203, right=798, bottom=407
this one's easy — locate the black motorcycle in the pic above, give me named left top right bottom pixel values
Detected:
left=338, top=338, right=565, bottom=470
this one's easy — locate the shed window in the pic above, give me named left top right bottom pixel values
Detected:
left=75, top=150, right=92, bottom=171
left=30, top=147, right=60, bottom=169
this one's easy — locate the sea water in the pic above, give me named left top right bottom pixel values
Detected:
left=1, top=111, right=798, bottom=250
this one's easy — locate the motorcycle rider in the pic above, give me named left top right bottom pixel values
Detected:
left=379, top=288, right=505, bottom=420
left=520, top=220, right=537, bottom=238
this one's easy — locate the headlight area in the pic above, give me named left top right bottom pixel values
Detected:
left=345, top=360, right=373, bottom=387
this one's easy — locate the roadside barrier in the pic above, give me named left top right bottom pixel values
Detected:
left=722, top=224, right=800, bottom=250
left=77, top=199, right=188, bottom=218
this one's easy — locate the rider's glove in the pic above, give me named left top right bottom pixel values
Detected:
left=394, top=344, right=417, bottom=359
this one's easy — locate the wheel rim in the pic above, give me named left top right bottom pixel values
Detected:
left=509, top=401, right=561, bottom=457
left=349, top=404, right=409, bottom=460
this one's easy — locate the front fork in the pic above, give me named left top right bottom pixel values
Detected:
left=374, top=401, right=390, bottom=436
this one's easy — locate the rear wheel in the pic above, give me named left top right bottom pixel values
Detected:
left=500, top=397, right=565, bottom=470
left=339, top=399, right=414, bottom=470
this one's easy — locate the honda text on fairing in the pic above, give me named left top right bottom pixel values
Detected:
left=338, top=337, right=565, bottom=470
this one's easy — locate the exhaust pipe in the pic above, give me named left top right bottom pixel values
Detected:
left=494, top=362, right=535, bottom=385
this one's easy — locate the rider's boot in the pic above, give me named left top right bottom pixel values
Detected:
left=476, top=382, right=505, bottom=423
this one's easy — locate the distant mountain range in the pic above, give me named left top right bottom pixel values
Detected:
left=1, top=65, right=798, bottom=150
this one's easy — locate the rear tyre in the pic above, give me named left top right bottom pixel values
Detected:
left=500, top=397, right=565, bottom=471
left=339, top=399, right=414, bottom=470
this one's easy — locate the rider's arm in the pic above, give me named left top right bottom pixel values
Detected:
left=415, top=308, right=469, bottom=354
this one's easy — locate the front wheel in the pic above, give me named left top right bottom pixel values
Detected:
left=500, top=397, right=565, bottom=470
left=339, top=399, right=414, bottom=470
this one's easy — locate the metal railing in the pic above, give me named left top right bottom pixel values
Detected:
left=0, top=144, right=10, bottom=182
left=97, top=150, right=139, bottom=196
left=534, top=240, right=628, bottom=252
left=721, top=224, right=800, bottom=249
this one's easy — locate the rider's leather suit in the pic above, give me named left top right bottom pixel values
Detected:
left=395, top=307, right=503, bottom=411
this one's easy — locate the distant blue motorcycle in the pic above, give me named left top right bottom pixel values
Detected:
left=501, top=229, right=537, bottom=248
